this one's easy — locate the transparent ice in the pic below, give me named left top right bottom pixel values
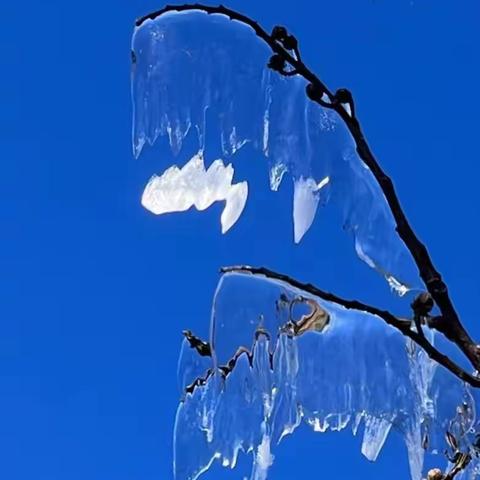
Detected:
left=175, top=272, right=480, bottom=480
left=131, top=10, right=419, bottom=293
left=130, top=9, right=480, bottom=480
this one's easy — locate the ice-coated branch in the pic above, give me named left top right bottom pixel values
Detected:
left=445, top=453, right=472, bottom=479
left=176, top=267, right=480, bottom=480
left=183, top=329, right=212, bottom=357
left=179, top=263, right=480, bottom=392
left=221, top=265, right=480, bottom=388
left=136, top=3, right=480, bottom=375
left=426, top=450, right=473, bottom=480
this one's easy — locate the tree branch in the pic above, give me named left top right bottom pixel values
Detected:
left=222, top=266, right=480, bottom=388
left=135, top=5, right=480, bottom=375
left=181, top=263, right=480, bottom=396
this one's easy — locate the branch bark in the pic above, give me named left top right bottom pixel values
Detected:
left=135, top=5, right=480, bottom=377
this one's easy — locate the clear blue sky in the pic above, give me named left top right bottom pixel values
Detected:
left=1, top=1, right=479, bottom=479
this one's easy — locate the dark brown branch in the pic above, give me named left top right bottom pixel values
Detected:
left=185, top=368, right=212, bottom=395
left=136, top=3, right=480, bottom=375
left=222, top=266, right=480, bottom=388
left=183, top=331, right=271, bottom=398
left=183, top=329, right=212, bottom=357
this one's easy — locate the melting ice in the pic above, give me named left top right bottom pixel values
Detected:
left=175, top=272, right=480, bottom=480
left=131, top=9, right=420, bottom=293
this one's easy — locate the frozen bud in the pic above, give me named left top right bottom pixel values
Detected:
left=411, top=292, right=434, bottom=316
left=282, top=34, right=298, bottom=51
left=306, top=83, right=325, bottom=102
left=268, top=54, right=286, bottom=73
left=427, top=468, right=444, bottom=480
left=334, top=88, right=353, bottom=104
left=271, top=25, right=288, bottom=40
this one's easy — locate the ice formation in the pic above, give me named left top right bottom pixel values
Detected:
left=293, top=176, right=330, bottom=243
left=131, top=9, right=420, bottom=293
left=142, top=153, right=248, bottom=233
left=175, top=272, right=480, bottom=480
left=130, top=8, right=480, bottom=480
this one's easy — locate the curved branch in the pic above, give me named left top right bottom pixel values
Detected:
left=136, top=4, right=480, bottom=373
left=222, top=266, right=480, bottom=388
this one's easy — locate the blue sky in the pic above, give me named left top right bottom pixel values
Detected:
left=1, top=1, right=480, bottom=479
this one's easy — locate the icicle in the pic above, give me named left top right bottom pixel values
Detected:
left=292, top=176, right=329, bottom=243
left=132, top=9, right=423, bottom=291
left=174, top=272, right=480, bottom=480
left=269, top=163, right=287, bottom=192
left=221, top=182, right=249, bottom=234
left=252, top=425, right=274, bottom=480
left=361, top=416, right=393, bottom=462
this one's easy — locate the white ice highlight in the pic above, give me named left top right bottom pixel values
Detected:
left=293, top=176, right=330, bottom=243
left=141, top=153, right=248, bottom=233
left=253, top=431, right=274, bottom=480
left=361, top=416, right=393, bottom=462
